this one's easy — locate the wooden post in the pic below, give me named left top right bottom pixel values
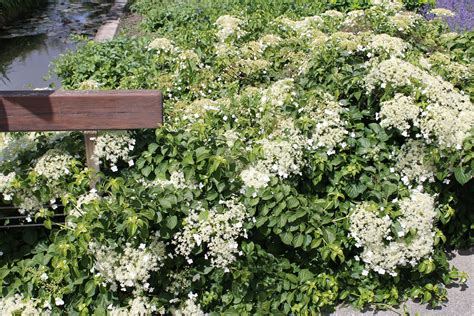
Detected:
left=84, top=131, right=100, bottom=188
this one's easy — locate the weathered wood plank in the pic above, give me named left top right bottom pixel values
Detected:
left=0, top=90, right=163, bottom=131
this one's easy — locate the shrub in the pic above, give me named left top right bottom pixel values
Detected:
left=1, top=0, right=473, bottom=314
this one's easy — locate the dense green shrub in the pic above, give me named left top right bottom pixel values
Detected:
left=1, top=0, right=473, bottom=314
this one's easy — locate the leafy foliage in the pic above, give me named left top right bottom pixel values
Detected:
left=1, top=0, right=473, bottom=314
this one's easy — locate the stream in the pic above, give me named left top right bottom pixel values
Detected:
left=0, top=0, right=115, bottom=90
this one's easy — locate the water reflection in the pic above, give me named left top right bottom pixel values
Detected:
left=0, top=35, right=75, bottom=89
left=0, top=0, right=114, bottom=90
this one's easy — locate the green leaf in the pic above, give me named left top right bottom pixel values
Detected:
left=454, top=167, right=471, bottom=185
left=148, top=143, right=159, bottom=153
left=279, top=214, right=288, bottom=227
left=255, top=216, right=267, bottom=228
left=287, top=197, right=299, bottom=209
left=85, top=280, right=96, bottom=297
left=346, top=184, right=360, bottom=199
left=196, top=147, right=211, bottom=162
left=287, top=209, right=306, bottom=223
left=323, top=228, right=336, bottom=243
left=292, top=233, right=304, bottom=248
left=199, top=209, right=209, bottom=221
left=141, top=209, right=155, bottom=220
left=281, top=232, right=294, bottom=245
left=166, top=215, right=178, bottom=229
left=44, top=219, right=52, bottom=230
left=182, top=153, right=195, bottom=166
left=141, top=166, right=153, bottom=177
left=160, top=198, right=172, bottom=209
left=286, top=273, right=299, bottom=284
left=298, top=269, right=314, bottom=282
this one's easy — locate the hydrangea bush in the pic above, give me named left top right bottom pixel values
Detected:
left=0, top=0, right=473, bottom=314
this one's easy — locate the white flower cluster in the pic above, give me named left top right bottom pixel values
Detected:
left=238, top=58, right=271, bottom=76
left=108, top=296, right=157, bottom=316
left=148, top=37, right=175, bottom=54
left=427, top=53, right=472, bottom=82
left=367, top=34, right=408, bottom=57
left=261, top=78, right=295, bottom=107
left=389, top=11, right=419, bottom=32
left=0, top=294, right=46, bottom=315
left=365, top=57, right=419, bottom=91
left=78, top=79, right=100, bottom=90
left=371, top=0, right=403, bottom=10
left=139, top=171, right=195, bottom=190
left=176, top=98, right=221, bottom=125
left=240, top=118, right=305, bottom=189
left=366, top=58, right=474, bottom=149
left=259, top=34, right=282, bottom=49
left=430, top=8, right=455, bottom=17
left=93, top=132, right=136, bottom=170
left=419, top=102, right=473, bottom=150
left=257, top=137, right=303, bottom=179
left=395, top=140, right=436, bottom=186
left=215, top=15, right=246, bottom=42
left=17, top=193, right=43, bottom=216
left=278, top=16, right=323, bottom=39
left=379, top=94, right=420, bottom=136
left=34, top=149, right=73, bottom=182
left=342, top=10, right=365, bottom=28
left=223, top=130, right=240, bottom=148
left=330, top=32, right=361, bottom=54
left=321, top=10, right=344, bottom=19
left=305, top=96, right=349, bottom=154
left=0, top=172, right=16, bottom=201
left=237, top=38, right=278, bottom=59
left=350, top=191, right=436, bottom=275
left=240, top=166, right=271, bottom=190
left=240, top=41, right=263, bottom=58
left=173, top=293, right=206, bottom=316
left=173, top=198, right=248, bottom=268
left=177, top=49, right=201, bottom=71
left=89, top=237, right=166, bottom=292
left=214, top=42, right=237, bottom=58
left=69, top=189, right=100, bottom=217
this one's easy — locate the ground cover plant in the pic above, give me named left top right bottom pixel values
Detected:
left=0, top=0, right=473, bottom=314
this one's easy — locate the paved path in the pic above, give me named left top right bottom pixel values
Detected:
left=334, top=248, right=474, bottom=315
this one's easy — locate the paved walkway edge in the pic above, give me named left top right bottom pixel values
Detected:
left=94, top=0, right=128, bottom=42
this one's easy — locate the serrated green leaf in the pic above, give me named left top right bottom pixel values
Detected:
left=292, top=233, right=304, bottom=248
left=281, top=232, right=293, bottom=245
left=255, top=216, right=267, bottom=228
left=454, top=167, right=471, bottom=185
left=166, top=215, right=178, bottom=229
left=287, top=197, right=299, bottom=209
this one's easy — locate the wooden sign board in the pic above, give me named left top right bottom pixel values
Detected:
left=0, top=90, right=163, bottom=132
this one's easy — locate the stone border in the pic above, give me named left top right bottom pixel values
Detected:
left=94, top=0, right=128, bottom=42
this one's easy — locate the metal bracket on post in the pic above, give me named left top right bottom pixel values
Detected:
left=84, top=131, right=100, bottom=189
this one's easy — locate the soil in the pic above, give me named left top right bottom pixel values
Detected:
left=116, top=11, right=145, bottom=37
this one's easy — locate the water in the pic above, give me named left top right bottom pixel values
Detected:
left=0, top=0, right=114, bottom=90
